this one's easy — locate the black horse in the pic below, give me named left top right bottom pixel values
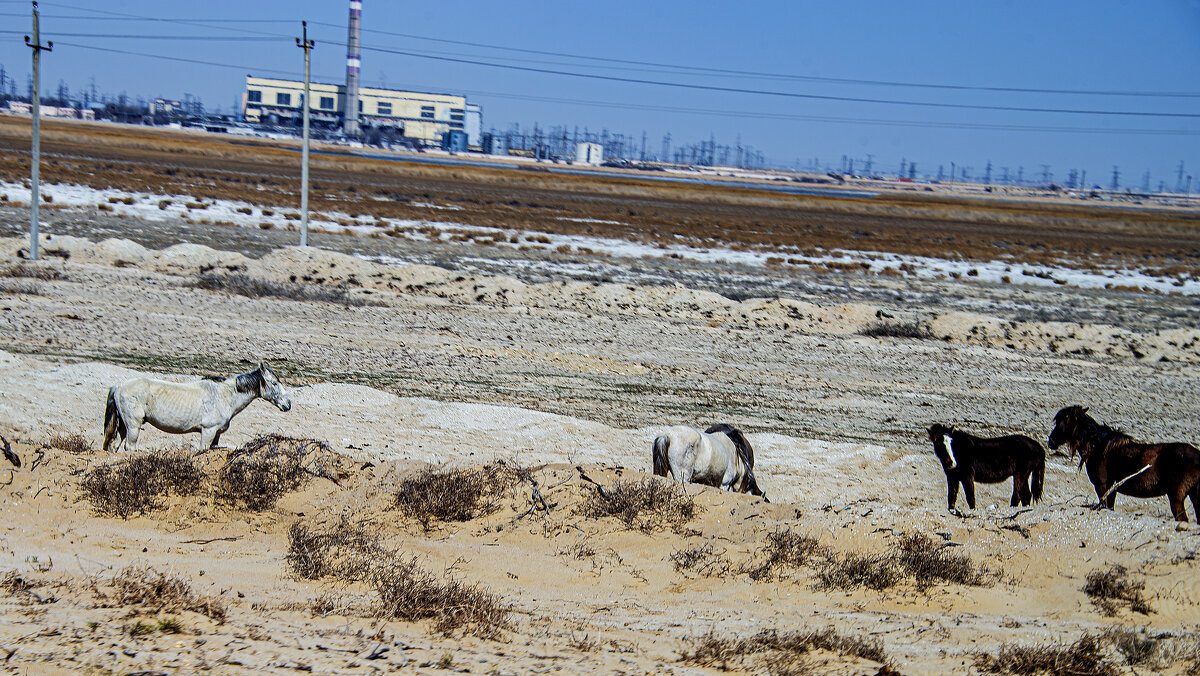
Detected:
left=927, top=424, right=1045, bottom=512
left=1048, top=405, right=1200, bottom=522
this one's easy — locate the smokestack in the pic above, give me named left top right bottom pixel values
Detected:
left=344, top=0, right=362, bottom=137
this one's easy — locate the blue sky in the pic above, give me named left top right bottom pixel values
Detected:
left=1, top=0, right=1197, bottom=186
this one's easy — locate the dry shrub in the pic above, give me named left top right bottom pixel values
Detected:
left=816, top=552, right=901, bottom=591
left=286, top=518, right=383, bottom=581
left=895, top=533, right=994, bottom=589
left=0, top=263, right=63, bottom=280
left=1084, top=565, right=1154, bottom=616
left=817, top=533, right=993, bottom=592
left=193, top=272, right=375, bottom=307
left=740, top=528, right=828, bottom=581
left=218, top=434, right=334, bottom=512
left=975, top=633, right=1118, bottom=676
left=108, top=565, right=226, bottom=623
left=578, top=478, right=696, bottom=533
left=393, top=461, right=519, bottom=530
left=82, top=451, right=204, bottom=518
left=858, top=321, right=932, bottom=339
left=670, top=543, right=731, bottom=577
left=680, top=627, right=887, bottom=672
left=47, top=431, right=90, bottom=454
left=285, top=518, right=510, bottom=638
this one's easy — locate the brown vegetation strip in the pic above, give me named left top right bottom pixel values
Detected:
left=2, top=116, right=1199, bottom=272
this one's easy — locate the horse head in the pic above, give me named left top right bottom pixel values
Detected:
left=257, top=362, right=292, bottom=412
left=927, top=423, right=957, bottom=470
left=1048, top=405, right=1090, bottom=456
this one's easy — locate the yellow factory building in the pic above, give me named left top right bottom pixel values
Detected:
left=241, top=76, right=475, bottom=145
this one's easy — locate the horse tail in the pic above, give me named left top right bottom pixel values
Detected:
left=652, top=435, right=670, bottom=478
left=1032, top=451, right=1045, bottom=503
left=102, top=386, right=125, bottom=452
left=706, top=423, right=754, bottom=471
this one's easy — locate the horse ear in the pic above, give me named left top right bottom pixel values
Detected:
left=257, top=360, right=264, bottom=372
left=1082, top=407, right=1088, bottom=413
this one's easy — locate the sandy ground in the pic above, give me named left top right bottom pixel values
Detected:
left=0, top=224, right=1199, bottom=673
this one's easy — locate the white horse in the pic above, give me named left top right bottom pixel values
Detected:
left=102, top=362, right=291, bottom=452
left=652, top=423, right=766, bottom=499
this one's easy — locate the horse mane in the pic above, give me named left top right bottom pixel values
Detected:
left=705, top=423, right=754, bottom=470
left=235, top=368, right=264, bottom=394
left=202, top=374, right=226, bottom=382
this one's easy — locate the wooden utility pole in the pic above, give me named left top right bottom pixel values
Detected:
left=24, top=1, right=51, bottom=261
left=296, top=21, right=314, bottom=247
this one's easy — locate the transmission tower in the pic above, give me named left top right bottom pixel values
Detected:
left=1111, top=166, right=1120, bottom=191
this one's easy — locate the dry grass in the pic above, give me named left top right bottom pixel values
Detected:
left=217, top=434, right=335, bottom=512
left=816, top=533, right=993, bottom=592
left=740, top=528, right=828, bottom=582
left=81, top=450, right=204, bottom=518
left=286, top=518, right=511, bottom=638
left=578, top=478, right=696, bottom=533
left=107, top=565, right=226, bottom=623
left=1084, top=565, right=1154, bottom=616
left=669, top=543, right=731, bottom=577
left=858, top=320, right=933, bottom=339
left=975, top=633, right=1119, bottom=676
left=0, top=263, right=64, bottom=281
left=680, top=627, right=888, bottom=673
left=392, top=461, right=519, bottom=530
left=47, top=431, right=90, bottom=454
left=193, top=272, right=378, bottom=307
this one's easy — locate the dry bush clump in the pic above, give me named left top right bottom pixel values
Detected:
left=285, top=518, right=511, bottom=638
left=680, top=627, right=888, bottom=673
left=82, top=451, right=204, bottom=518
left=670, top=543, right=731, bottom=577
left=858, top=320, right=932, bottom=339
left=218, top=434, right=335, bottom=512
left=895, top=532, right=995, bottom=589
left=816, top=552, right=902, bottom=592
left=975, top=633, right=1118, bottom=676
left=1084, top=565, right=1154, bottom=616
left=193, top=272, right=376, bottom=307
left=0, top=263, right=64, bottom=280
left=393, top=461, right=519, bottom=530
left=740, top=528, right=828, bottom=582
left=816, top=533, right=993, bottom=592
left=47, top=431, right=90, bottom=454
left=108, top=565, right=226, bottom=623
left=286, top=518, right=384, bottom=581
left=578, top=478, right=696, bottom=533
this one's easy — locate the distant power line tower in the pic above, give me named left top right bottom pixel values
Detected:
left=984, top=160, right=992, bottom=185
left=1176, top=161, right=1187, bottom=192
left=661, top=133, right=670, bottom=164
left=1111, top=166, right=1120, bottom=191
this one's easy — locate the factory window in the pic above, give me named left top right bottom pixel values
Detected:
left=247, top=90, right=262, bottom=103
left=320, top=96, right=334, bottom=110
left=377, top=102, right=392, bottom=115
left=420, top=106, right=435, bottom=120
left=450, top=113, right=464, bottom=121
left=276, top=92, right=292, bottom=106
left=450, top=108, right=464, bottom=115
left=449, top=121, right=464, bottom=129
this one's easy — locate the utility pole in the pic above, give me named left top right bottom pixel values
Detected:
left=296, top=21, right=315, bottom=247
left=1111, top=165, right=1120, bottom=191
left=24, top=1, right=51, bottom=261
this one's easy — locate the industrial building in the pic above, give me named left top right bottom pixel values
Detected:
left=241, top=76, right=480, bottom=147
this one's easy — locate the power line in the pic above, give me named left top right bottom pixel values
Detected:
left=358, top=45, right=1200, bottom=118
left=36, top=41, right=1200, bottom=136
left=17, top=7, right=1200, bottom=99
left=311, top=21, right=1200, bottom=99
left=0, top=30, right=283, bottom=40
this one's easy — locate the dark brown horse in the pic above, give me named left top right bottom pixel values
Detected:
left=1048, top=405, right=1200, bottom=522
left=927, top=424, right=1045, bottom=512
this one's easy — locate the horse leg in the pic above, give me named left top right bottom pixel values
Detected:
left=946, top=479, right=959, bottom=511
left=1169, top=493, right=1188, bottom=522
left=124, top=423, right=140, bottom=453
left=210, top=430, right=222, bottom=449
left=963, top=479, right=976, bottom=510
left=200, top=427, right=218, bottom=451
left=1010, top=476, right=1021, bottom=507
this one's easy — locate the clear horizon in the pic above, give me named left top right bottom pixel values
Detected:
left=0, top=0, right=1197, bottom=186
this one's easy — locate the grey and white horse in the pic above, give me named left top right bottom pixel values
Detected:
left=652, top=423, right=767, bottom=499
left=102, top=362, right=291, bottom=452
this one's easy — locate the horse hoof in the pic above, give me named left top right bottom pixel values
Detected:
left=1177, top=522, right=1193, bottom=532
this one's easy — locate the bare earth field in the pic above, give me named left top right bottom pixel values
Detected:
left=0, top=118, right=1199, bottom=675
